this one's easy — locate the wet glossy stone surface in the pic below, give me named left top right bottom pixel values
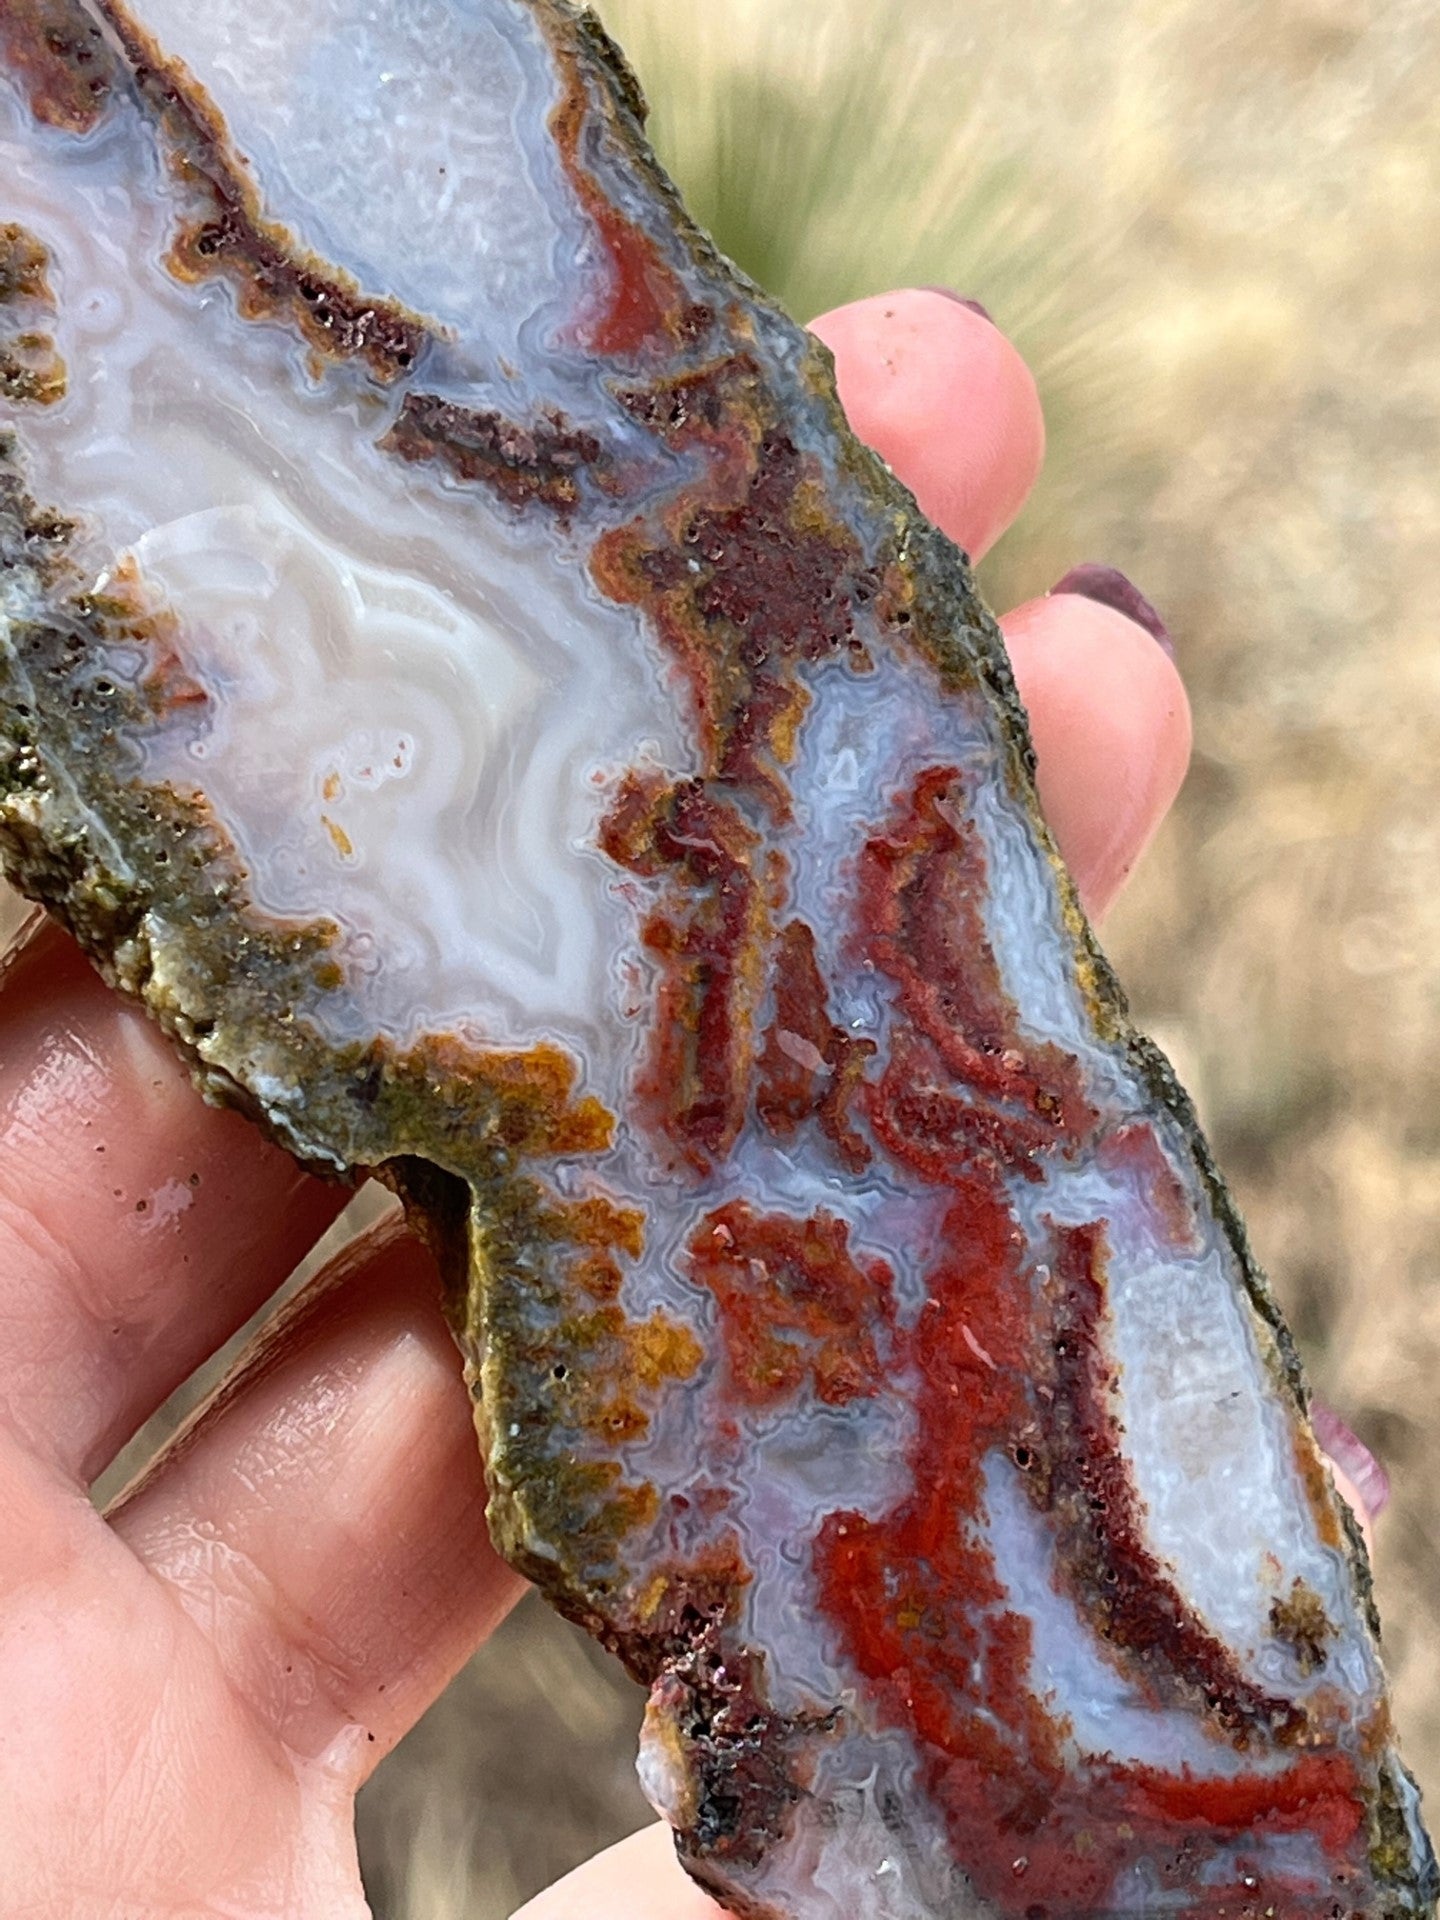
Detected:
left=0, top=3, right=1434, bottom=1914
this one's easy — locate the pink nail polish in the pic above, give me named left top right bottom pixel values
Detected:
left=1312, top=1403, right=1391, bottom=1524
left=1050, top=563, right=1174, bottom=660
left=923, top=288, right=993, bottom=324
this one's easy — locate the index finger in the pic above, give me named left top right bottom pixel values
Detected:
left=811, top=289, right=1190, bottom=924
left=809, top=288, right=1045, bottom=560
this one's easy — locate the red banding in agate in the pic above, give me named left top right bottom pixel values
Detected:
left=563, top=99, right=1371, bottom=1887
left=687, top=1200, right=896, bottom=1410
left=855, top=763, right=1096, bottom=1173
left=678, top=760, right=1364, bottom=1904
left=755, top=919, right=875, bottom=1173
left=599, top=772, right=767, bottom=1174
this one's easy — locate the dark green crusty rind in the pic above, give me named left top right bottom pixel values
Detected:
left=0, top=0, right=1434, bottom=1911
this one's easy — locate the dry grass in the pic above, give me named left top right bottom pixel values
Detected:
left=6, top=0, right=1439, bottom=1909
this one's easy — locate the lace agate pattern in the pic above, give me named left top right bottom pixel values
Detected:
left=0, top=2, right=1434, bottom=1915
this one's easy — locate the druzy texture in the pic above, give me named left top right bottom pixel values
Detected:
left=0, top=3, right=1434, bottom=1916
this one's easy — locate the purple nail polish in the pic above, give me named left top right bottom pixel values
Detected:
left=1050, top=563, right=1174, bottom=659
left=923, top=288, right=992, bottom=324
left=1312, top=1403, right=1392, bottom=1524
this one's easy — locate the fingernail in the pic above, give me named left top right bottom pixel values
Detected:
left=1313, top=1403, right=1391, bottom=1524
left=924, top=288, right=992, bottom=323
left=1050, top=563, right=1174, bottom=660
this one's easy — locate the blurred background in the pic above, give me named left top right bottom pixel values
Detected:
left=7, top=0, right=1439, bottom=1910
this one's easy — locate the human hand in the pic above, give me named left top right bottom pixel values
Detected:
left=0, top=290, right=1364, bottom=1919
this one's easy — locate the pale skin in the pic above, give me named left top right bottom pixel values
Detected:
left=0, top=289, right=1368, bottom=1919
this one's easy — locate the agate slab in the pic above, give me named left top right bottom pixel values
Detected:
left=0, top=2, right=1434, bottom=1915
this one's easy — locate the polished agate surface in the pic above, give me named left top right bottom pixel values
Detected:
left=0, top=2, right=1433, bottom=1915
